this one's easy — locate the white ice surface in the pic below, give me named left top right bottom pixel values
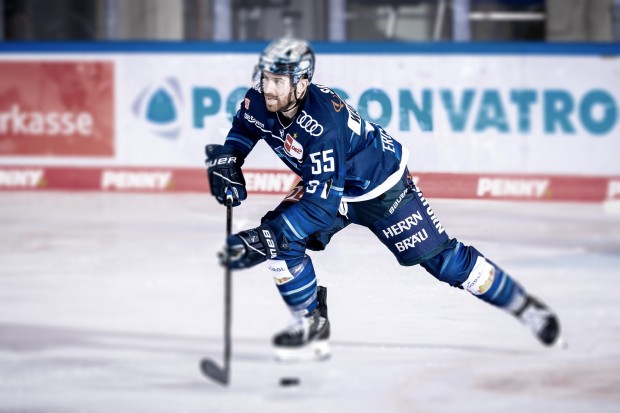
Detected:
left=1, top=192, right=619, bottom=413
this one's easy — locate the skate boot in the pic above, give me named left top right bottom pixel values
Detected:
left=513, top=295, right=565, bottom=347
left=273, top=286, right=331, bottom=362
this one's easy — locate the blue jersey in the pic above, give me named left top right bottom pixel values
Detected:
left=224, top=83, right=409, bottom=243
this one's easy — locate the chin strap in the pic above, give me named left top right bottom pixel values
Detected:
left=278, top=86, right=307, bottom=117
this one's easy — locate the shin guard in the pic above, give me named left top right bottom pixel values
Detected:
left=266, top=255, right=318, bottom=315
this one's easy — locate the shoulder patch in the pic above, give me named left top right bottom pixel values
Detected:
left=331, top=98, right=344, bottom=113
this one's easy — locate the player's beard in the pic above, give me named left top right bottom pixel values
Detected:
left=264, top=87, right=297, bottom=113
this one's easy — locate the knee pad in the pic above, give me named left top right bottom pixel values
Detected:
left=461, top=256, right=496, bottom=296
left=265, top=256, right=318, bottom=314
left=266, top=259, right=296, bottom=285
left=461, top=256, right=522, bottom=308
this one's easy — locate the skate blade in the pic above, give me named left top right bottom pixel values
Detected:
left=274, top=340, right=331, bottom=363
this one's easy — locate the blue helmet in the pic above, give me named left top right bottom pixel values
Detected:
left=258, top=37, right=315, bottom=85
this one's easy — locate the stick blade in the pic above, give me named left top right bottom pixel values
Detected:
left=200, top=358, right=229, bottom=385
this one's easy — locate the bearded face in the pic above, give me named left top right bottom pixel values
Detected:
left=261, top=71, right=298, bottom=113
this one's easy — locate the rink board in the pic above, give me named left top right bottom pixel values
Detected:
left=1, top=42, right=619, bottom=201
left=0, top=164, right=618, bottom=202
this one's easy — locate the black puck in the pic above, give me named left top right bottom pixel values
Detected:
left=279, top=377, right=300, bottom=386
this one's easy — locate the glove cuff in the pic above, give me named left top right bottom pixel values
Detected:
left=205, top=144, right=246, bottom=167
left=256, top=223, right=280, bottom=260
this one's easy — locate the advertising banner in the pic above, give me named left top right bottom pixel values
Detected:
left=0, top=61, right=114, bottom=157
left=114, top=52, right=620, bottom=177
left=0, top=44, right=619, bottom=201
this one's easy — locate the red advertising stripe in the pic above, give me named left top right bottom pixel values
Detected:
left=413, top=173, right=478, bottom=200
left=470, top=174, right=606, bottom=202
left=0, top=61, right=114, bottom=157
left=0, top=166, right=47, bottom=189
left=0, top=165, right=617, bottom=202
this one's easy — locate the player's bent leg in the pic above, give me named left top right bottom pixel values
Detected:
left=266, top=249, right=330, bottom=362
left=261, top=181, right=340, bottom=361
left=421, top=241, right=563, bottom=347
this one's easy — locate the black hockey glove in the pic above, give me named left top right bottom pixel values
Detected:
left=222, top=223, right=289, bottom=270
left=205, top=144, right=247, bottom=207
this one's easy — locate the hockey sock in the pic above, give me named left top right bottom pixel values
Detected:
left=272, top=255, right=318, bottom=316
left=462, top=256, right=526, bottom=310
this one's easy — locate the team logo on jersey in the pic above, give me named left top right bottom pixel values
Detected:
left=296, top=110, right=324, bottom=136
left=284, top=133, right=304, bottom=160
left=244, top=98, right=250, bottom=110
left=331, top=99, right=344, bottom=112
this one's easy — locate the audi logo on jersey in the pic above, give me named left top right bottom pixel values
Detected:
left=296, top=110, right=324, bottom=136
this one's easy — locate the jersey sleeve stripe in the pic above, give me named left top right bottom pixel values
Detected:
left=226, top=135, right=254, bottom=151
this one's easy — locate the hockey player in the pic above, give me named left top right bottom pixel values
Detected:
left=205, top=37, right=563, bottom=360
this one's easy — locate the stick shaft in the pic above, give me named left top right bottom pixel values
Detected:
left=200, top=192, right=234, bottom=385
left=223, top=194, right=233, bottom=374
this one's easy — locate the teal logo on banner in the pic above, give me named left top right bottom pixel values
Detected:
left=133, top=78, right=183, bottom=139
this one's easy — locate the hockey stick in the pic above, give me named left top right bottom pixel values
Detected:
left=200, top=190, right=234, bottom=385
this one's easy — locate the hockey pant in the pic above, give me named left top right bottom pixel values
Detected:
left=262, top=169, right=525, bottom=316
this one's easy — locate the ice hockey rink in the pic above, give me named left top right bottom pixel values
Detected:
left=1, top=191, right=619, bottom=413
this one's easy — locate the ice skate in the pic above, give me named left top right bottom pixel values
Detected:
left=273, top=286, right=331, bottom=362
left=514, top=295, right=566, bottom=348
